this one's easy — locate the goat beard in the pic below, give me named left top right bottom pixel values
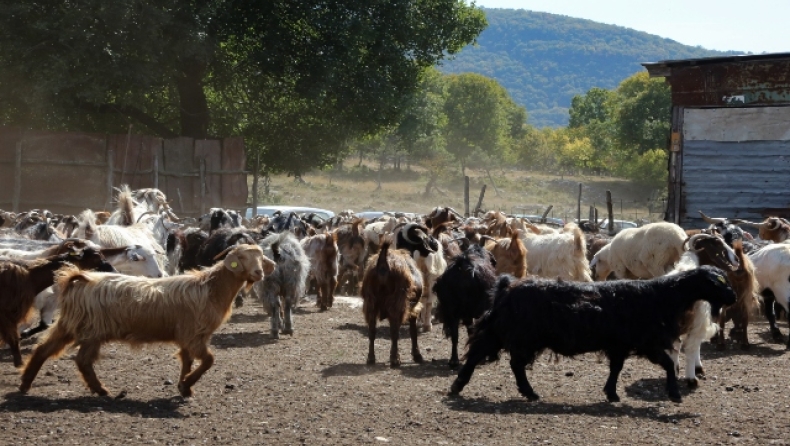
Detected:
left=243, top=281, right=254, bottom=293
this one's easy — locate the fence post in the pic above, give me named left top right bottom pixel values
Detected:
left=606, top=190, right=615, bottom=236
left=199, top=159, right=207, bottom=215
left=106, top=146, right=114, bottom=210
left=541, top=205, right=553, bottom=223
left=473, top=184, right=486, bottom=216
left=12, top=140, right=22, bottom=213
left=464, top=176, right=470, bottom=217
left=576, top=183, right=582, bottom=223
left=152, top=149, right=159, bottom=189
left=252, top=149, right=260, bottom=217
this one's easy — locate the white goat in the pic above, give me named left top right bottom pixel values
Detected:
left=591, top=222, right=687, bottom=280
left=518, top=223, right=591, bottom=281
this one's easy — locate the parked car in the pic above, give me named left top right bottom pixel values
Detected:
left=355, top=211, right=417, bottom=220
left=244, top=206, right=335, bottom=221
left=513, top=214, right=565, bottom=228
left=598, top=219, right=638, bottom=233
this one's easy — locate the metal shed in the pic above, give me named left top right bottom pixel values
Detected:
left=643, top=53, right=790, bottom=228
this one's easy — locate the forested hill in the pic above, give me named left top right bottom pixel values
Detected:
left=439, top=8, right=740, bottom=127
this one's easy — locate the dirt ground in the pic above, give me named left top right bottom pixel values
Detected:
left=1, top=296, right=789, bottom=446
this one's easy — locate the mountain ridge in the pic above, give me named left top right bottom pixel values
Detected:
left=439, top=8, right=741, bottom=127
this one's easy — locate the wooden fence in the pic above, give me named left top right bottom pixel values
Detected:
left=0, top=127, right=248, bottom=216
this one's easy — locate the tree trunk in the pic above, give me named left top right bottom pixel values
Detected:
left=424, top=174, right=437, bottom=196
left=175, top=58, right=210, bottom=139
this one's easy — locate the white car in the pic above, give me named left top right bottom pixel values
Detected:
left=244, top=206, right=335, bottom=221
left=598, top=219, right=638, bottom=233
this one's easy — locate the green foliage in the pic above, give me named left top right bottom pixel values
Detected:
left=619, top=149, right=668, bottom=186
left=612, top=72, right=672, bottom=155
left=442, top=73, right=526, bottom=173
left=440, top=8, right=737, bottom=127
left=0, top=0, right=486, bottom=175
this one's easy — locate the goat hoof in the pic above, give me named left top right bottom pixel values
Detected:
left=686, top=378, right=699, bottom=389
left=421, top=324, right=432, bottom=333
left=694, top=366, right=705, bottom=377
left=94, top=387, right=109, bottom=397
left=524, top=392, right=540, bottom=402
left=319, top=305, right=328, bottom=312
left=740, top=343, right=751, bottom=351
left=449, top=381, right=464, bottom=395
left=366, top=354, right=376, bottom=365
left=270, top=331, right=280, bottom=339
left=18, top=383, right=30, bottom=394
left=448, top=359, right=460, bottom=369
left=669, top=392, right=682, bottom=403
left=178, top=383, right=193, bottom=398
left=389, top=358, right=401, bottom=368
left=412, top=353, right=424, bottom=364
left=606, top=393, right=620, bottom=403
left=281, top=328, right=294, bottom=336
left=770, top=328, right=783, bottom=341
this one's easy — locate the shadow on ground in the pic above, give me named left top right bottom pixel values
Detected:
left=0, top=394, right=187, bottom=418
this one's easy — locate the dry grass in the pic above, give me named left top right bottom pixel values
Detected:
left=249, top=159, right=666, bottom=222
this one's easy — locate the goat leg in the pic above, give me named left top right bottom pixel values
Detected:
left=269, top=296, right=282, bottom=339
left=20, top=320, right=49, bottom=340
left=282, top=301, right=294, bottom=336
left=448, top=319, right=461, bottom=369
left=763, top=293, right=784, bottom=341
left=74, top=341, right=108, bottom=396
left=178, top=346, right=214, bottom=398
left=603, top=352, right=626, bottom=402
left=648, top=349, right=682, bottom=403
left=366, top=319, right=377, bottom=365
left=19, top=325, right=73, bottom=394
left=388, top=317, right=401, bottom=368
left=1, top=326, right=23, bottom=368
left=509, top=353, right=540, bottom=401
left=178, top=348, right=194, bottom=383
left=409, top=316, right=423, bottom=364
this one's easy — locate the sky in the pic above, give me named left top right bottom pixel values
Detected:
left=474, top=0, right=790, bottom=54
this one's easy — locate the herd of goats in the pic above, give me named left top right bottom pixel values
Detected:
left=1, top=185, right=790, bottom=404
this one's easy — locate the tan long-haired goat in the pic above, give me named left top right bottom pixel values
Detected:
left=20, top=245, right=274, bottom=398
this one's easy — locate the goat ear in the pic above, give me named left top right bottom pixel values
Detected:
left=223, top=252, right=244, bottom=272
left=262, top=255, right=276, bottom=275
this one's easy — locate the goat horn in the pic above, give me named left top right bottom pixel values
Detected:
left=447, top=207, right=464, bottom=218
left=698, top=210, right=726, bottom=224
left=478, top=235, right=496, bottom=246
left=731, top=218, right=765, bottom=227
left=684, top=233, right=716, bottom=251
left=136, top=211, right=156, bottom=223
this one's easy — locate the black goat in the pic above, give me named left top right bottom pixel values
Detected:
left=433, top=244, right=497, bottom=368
left=450, top=266, right=736, bottom=403
left=395, top=223, right=439, bottom=257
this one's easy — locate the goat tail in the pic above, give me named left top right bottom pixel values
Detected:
left=375, top=241, right=391, bottom=277
left=572, top=225, right=586, bottom=256
left=117, top=185, right=135, bottom=226
left=54, top=263, right=93, bottom=298
left=77, top=209, right=97, bottom=240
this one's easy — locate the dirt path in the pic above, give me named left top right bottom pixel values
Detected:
left=1, top=298, right=788, bottom=445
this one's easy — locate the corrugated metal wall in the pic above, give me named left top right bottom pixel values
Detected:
left=681, top=107, right=790, bottom=227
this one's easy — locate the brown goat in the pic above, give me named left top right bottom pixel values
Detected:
left=19, top=245, right=272, bottom=397
left=361, top=242, right=424, bottom=368
left=482, top=211, right=509, bottom=238
left=301, top=233, right=339, bottom=311
left=335, top=218, right=367, bottom=295
left=0, top=248, right=115, bottom=367
left=714, top=240, right=760, bottom=349
left=484, top=231, right=527, bottom=278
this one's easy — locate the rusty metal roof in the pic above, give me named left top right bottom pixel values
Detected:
left=642, top=52, right=790, bottom=75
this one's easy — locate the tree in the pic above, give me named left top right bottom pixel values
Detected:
left=612, top=72, right=671, bottom=155
left=0, top=0, right=486, bottom=175
left=442, top=73, right=526, bottom=175
left=569, top=87, right=614, bottom=128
